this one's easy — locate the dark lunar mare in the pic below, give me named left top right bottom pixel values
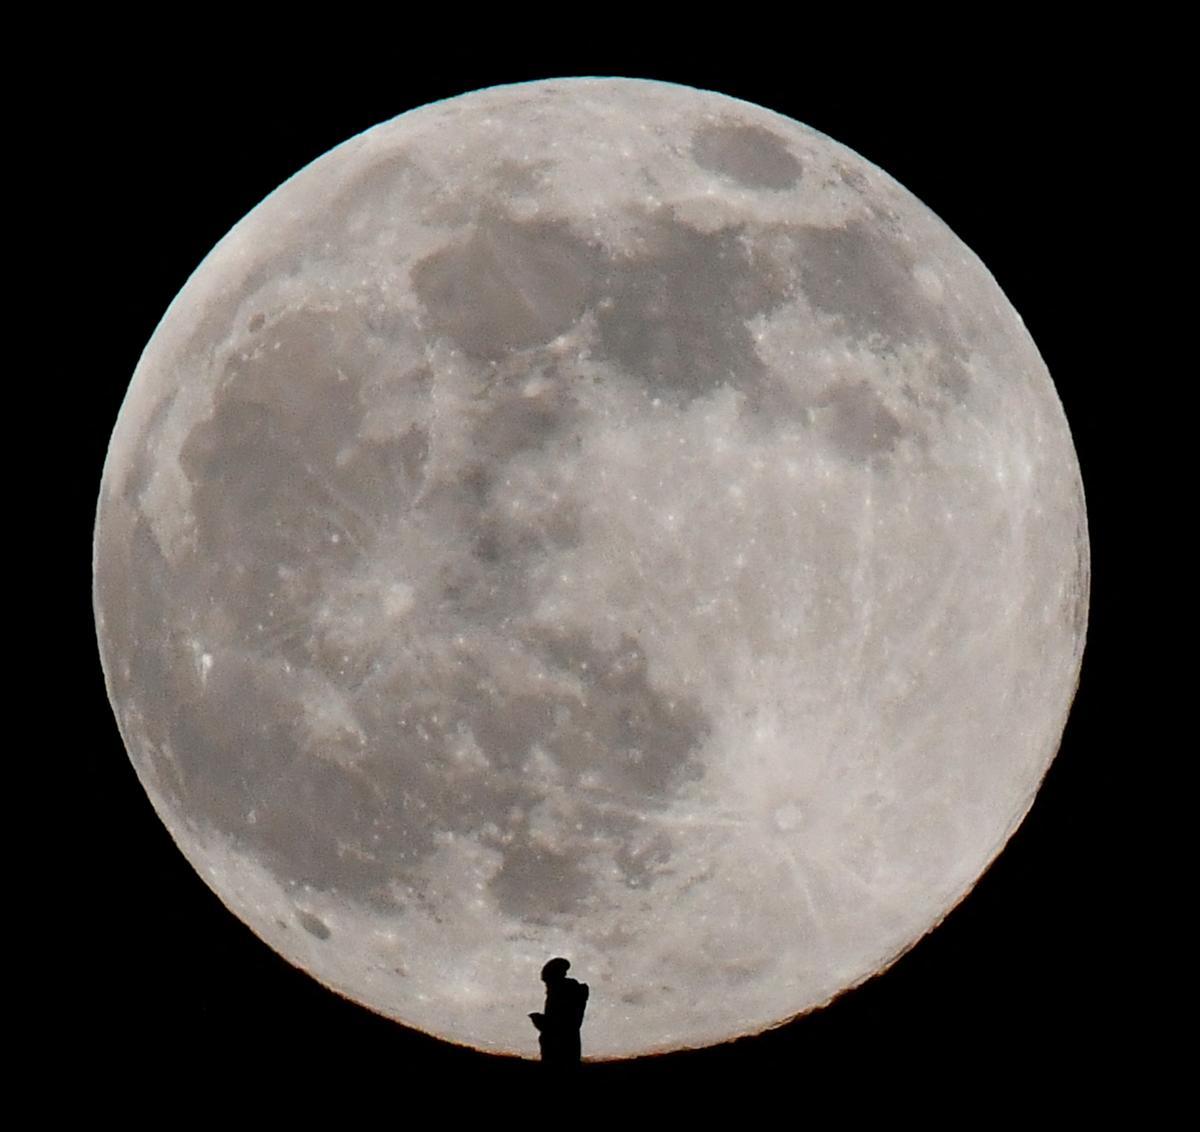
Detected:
left=99, top=174, right=975, bottom=927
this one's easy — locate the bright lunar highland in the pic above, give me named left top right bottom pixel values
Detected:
left=94, top=78, right=1088, bottom=1058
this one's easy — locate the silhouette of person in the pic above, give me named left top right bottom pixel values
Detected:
left=529, top=956, right=588, bottom=1067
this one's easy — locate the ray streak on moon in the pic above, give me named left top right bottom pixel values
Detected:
left=94, top=78, right=1088, bottom=1059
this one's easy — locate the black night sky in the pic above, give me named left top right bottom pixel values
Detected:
left=58, top=30, right=1145, bottom=1106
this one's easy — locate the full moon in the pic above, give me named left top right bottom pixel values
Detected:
left=94, top=78, right=1088, bottom=1059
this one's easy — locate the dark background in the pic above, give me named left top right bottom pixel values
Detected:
left=62, top=34, right=1138, bottom=1103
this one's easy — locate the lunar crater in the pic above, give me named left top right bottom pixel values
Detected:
left=298, top=911, right=332, bottom=940
left=691, top=120, right=803, bottom=190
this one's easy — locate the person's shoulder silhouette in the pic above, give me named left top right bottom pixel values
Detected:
left=529, top=956, right=588, bottom=1067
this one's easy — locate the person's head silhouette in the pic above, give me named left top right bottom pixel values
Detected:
left=541, top=956, right=571, bottom=984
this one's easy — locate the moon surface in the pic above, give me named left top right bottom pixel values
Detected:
left=94, top=78, right=1088, bottom=1059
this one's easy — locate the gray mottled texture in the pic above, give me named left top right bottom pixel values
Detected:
left=94, top=78, right=1088, bottom=1059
